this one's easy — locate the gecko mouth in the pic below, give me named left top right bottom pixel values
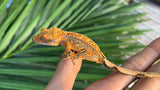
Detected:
left=32, top=36, right=44, bottom=44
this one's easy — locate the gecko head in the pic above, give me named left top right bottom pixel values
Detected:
left=32, top=27, right=63, bottom=46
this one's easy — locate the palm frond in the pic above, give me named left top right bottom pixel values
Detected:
left=0, top=0, right=147, bottom=89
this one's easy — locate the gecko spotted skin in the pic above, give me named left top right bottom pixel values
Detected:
left=32, top=27, right=160, bottom=77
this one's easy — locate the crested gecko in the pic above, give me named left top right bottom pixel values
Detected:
left=32, top=27, right=160, bottom=77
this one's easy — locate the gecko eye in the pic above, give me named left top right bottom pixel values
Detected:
left=40, top=37, right=45, bottom=42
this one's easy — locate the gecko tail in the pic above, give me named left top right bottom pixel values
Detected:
left=103, top=59, right=160, bottom=77
left=115, top=65, right=160, bottom=77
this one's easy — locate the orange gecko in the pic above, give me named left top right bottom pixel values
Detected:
left=32, top=27, right=160, bottom=77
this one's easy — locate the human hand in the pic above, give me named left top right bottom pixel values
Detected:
left=44, top=37, right=160, bottom=90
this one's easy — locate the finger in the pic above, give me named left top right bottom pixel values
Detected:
left=130, top=61, right=160, bottom=90
left=44, top=58, right=82, bottom=90
left=85, top=37, right=160, bottom=90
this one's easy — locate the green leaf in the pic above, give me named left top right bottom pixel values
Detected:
left=2, top=14, right=41, bottom=59
left=0, top=0, right=27, bottom=39
left=53, top=0, right=84, bottom=27
left=0, top=0, right=36, bottom=53
left=21, top=0, right=72, bottom=50
left=0, top=79, right=45, bottom=90
left=60, top=0, right=93, bottom=29
left=0, top=0, right=9, bottom=16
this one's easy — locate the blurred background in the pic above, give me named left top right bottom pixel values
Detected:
left=0, top=0, right=160, bottom=90
left=135, top=0, right=160, bottom=45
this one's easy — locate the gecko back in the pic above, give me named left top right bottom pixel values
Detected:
left=63, top=31, right=106, bottom=64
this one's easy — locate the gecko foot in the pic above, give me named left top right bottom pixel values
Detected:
left=61, top=51, right=76, bottom=65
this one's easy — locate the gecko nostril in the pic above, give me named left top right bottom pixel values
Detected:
left=32, top=38, right=34, bottom=42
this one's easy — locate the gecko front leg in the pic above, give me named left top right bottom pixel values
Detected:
left=61, top=51, right=77, bottom=64
left=61, top=49, right=87, bottom=64
left=60, top=41, right=77, bottom=64
left=61, top=41, right=87, bottom=64
left=60, top=41, right=72, bottom=59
